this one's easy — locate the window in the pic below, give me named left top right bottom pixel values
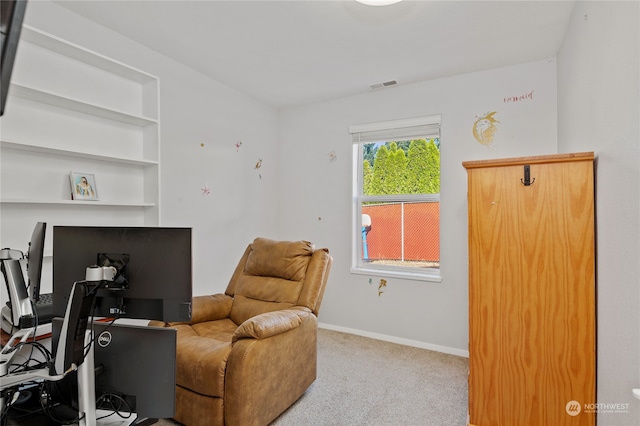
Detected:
left=350, top=115, right=441, bottom=282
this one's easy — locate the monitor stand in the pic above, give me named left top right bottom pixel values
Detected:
left=77, top=329, right=96, bottom=426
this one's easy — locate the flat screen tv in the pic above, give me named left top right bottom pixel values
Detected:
left=0, top=0, right=27, bottom=116
left=52, top=226, right=192, bottom=323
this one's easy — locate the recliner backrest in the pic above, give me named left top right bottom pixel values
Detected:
left=225, top=238, right=331, bottom=325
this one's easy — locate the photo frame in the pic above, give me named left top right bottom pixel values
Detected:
left=70, top=172, right=99, bottom=201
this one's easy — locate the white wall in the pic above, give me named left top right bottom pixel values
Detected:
left=558, top=2, right=640, bottom=424
left=17, top=1, right=282, bottom=297
left=278, top=58, right=558, bottom=354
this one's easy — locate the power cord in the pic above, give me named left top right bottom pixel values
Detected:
left=96, top=393, right=133, bottom=421
left=5, top=340, right=52, bottom=374
left=0, top=389, right=21, bottom=423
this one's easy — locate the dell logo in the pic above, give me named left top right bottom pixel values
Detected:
left=98, top=331, right=112, bottom=348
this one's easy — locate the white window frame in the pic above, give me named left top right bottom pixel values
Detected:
left=350, top=115, right=442, bottom=282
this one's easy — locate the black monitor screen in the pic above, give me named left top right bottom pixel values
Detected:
left=27, top=222, right=46, bottom=302
left=53, top=226, right=192, bottom=322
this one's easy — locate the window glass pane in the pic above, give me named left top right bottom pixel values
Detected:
left=361, top=201, right=440, bottom=269
left=362, top=139, right=440, bottom=196
left=354, top=129, right=441, bottom=277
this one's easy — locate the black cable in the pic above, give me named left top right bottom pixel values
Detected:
left=0, top=389, right=18, bottom=422
left=96, top=393, right=133, bottom=420
left=3, top=399, right=45, bottom=419
left=7, top=356, right=30, bottom=374
left=82, top=280, right=113, bottom=360
left=6, top=341, right=52, bottom=374
left=28, top=296, right=44, bottom=343
left=90, top=293, right=123, bottom=350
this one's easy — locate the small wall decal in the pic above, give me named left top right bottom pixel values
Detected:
left=235, top=141, right=242, bottom=151
left=328, top=150, right=337, bottom=162
left=473, top=111, right=499, bottom=147
left=378, top=278, right=387, bottom=297
left=201, top=184, right=211, bottom=196
left=504, top=90, right=534, bottom=104
left=254, top=158, right=263, bottom=179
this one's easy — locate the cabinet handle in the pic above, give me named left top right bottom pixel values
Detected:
left=521, top=164, right=535, bottom=186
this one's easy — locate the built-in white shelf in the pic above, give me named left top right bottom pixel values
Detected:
left=20, top=25, right=157, bottom=84
left=9, top=84, right=157, bottom=126
left=1, top=140, right=158, bottom=166
left=0, top=199, right=155, bottom=207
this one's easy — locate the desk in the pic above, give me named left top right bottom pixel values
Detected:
left=0, top=326, right=51, bottom=346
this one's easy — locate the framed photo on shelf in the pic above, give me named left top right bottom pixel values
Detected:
left=70, top=172, right=99, bottom=201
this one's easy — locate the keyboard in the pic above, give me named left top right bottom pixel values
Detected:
left=36, top=293, right=53, bottom=305
left=35, top=293, right=54, bottom=324
left=2, top=294, right=54, bottom=325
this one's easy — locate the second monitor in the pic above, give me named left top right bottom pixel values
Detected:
left=53, top=226, right=192, bottom=323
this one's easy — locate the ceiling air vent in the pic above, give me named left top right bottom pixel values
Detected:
left=369, top=80, right=398, bottom=90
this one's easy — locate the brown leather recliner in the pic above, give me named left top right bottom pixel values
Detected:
left=151, top=237, right=332, bottom=426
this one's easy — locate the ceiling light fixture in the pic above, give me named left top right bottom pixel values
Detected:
left=356, top=0, right=403, bottom=6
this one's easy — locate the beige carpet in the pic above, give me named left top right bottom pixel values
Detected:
left=157, top=328, right=469, bottom=426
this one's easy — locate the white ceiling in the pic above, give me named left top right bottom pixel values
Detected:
left=53, top=0, right=576, bottom=109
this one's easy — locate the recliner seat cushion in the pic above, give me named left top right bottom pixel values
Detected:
left=173, top=320, right=236, bottom=397
left=191, top=318, right=238, bottom=342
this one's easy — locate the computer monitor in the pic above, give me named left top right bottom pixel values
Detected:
left=27, top=222, right=46, bottom=302
left=51, top=318, right=177, bottom=421
left=94, top=321, right=176, bottom=419
left=1, top=221, right=47, bottom=331
left=52, top=226, right=192, bottom=323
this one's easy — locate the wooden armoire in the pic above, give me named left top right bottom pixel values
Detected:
left=463, top=152, right=596, bottom=426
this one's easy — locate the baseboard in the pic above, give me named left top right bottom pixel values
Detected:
left=318, top=322, right=469, bottom=358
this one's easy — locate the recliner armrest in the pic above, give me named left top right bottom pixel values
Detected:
left=157, top=294, right=233, bottom=327
left=188, top=294, right=233, bottom=324
left=232, top=307, right=312, bottom=343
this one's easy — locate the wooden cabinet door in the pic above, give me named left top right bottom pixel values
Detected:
left=465, top=154, right=595, bottom=426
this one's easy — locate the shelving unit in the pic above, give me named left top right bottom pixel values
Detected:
left=0, top=25, right=161, bottom=291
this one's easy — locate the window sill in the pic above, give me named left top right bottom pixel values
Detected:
left=350, top=266, right=442, bottom=283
